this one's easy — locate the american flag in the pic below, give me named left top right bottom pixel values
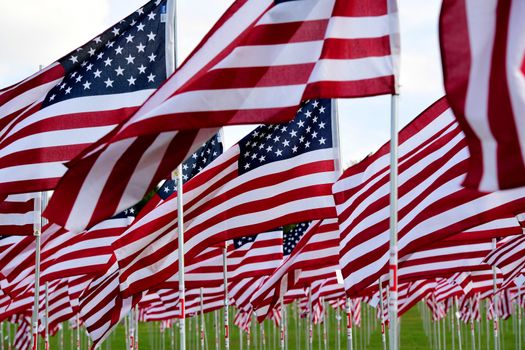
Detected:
left=397, top=280, right=436, bottom=318
left=0, top=0, right=168, bottom=196
left=440, top=0, right=525, bottom=191
left=484, top=233, right=525, bottom=288
left=44, top=0, right=400, bottom=233
left=112, top=99, right=338, bottom=297
left=251, top=219, right=340, bottom=322
left=334, top=97, right=525, bottom=296
left=0, top=193, right=39, bottom=236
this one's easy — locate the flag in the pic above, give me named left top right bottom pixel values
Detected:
left=334, top=97, right=525, bottom=296
left=0, top=0, right=169, bottom=196
left=0, top=193, right=39, bottom=236
left=112, top=99, right=338, bottom=297
left=251, top=219, right=340, bottom=321
left=44, top=0, right=400, bottom=233
left=484, top=233, right=525, bottom=288
left=440, top=0, right=525, bottom=190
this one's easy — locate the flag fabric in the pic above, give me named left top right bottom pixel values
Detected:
left=251, top=219, right=340, bottom=321
left=0, top=193, right=39, bottom=236
left=334, top=97, right=525, bottom=296
left=440, top=0, right=525, bottom=191
left=484, top=234, right=525, bottom=288
left=44, top=0, right=400, bottom=233
left=0, top=0, right=168, bottom=196
left=112, top=99, right=339, bottom=297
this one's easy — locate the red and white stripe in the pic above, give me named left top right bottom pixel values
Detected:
left=334, top=97, right=525, bottom=296
left=485, top=234, right=525, bottom=287
left=251, top=219, right=339, bottom=321
left=45, top=0, right=399, bottom=233
left=440, top=0, right=525, bottom=191
left=398, top=280, right=436, bottom=317
left=112, top=139, right=338, bottom=297
left=0, top=193, right=39, bottom=236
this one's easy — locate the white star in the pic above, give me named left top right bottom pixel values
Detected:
left=83, top=81, right=91, bottom=90
left=81, top=61, right=87, bottom=67
left=147, top=73, right=156, bottom=82
left=112, top=27, right=120, bottom=36
left=127, top=76, right=137, bottom=86
left=69, top=55, right=78, bottom=64
left=147, top=12, right=156, bottom=20
left=93, top=69, right=102, bottom=78
left=93, top=36, right=102, bottom=43
left=305, top=110, right=312, bottom=118
left=318, top=122, right=326, bottom=129
left=312, top=100, right=319, bottom=108
left=275, top=149, right=283, bottom=157
left=137, top=8, right=144, bottom=15
left=88, top=48, right=96, bottom=56
left=183, top=164, right=188, bottom=170
left=125, top=55, right=135, bottom=64
left=290, top=130, right=297, bottom=137
left=319, top=106, right=326, bottom=114
left=244, top=163, right=250, bottom=170
left=258, top=144, right=265, bottom=150
left=251, top=153, right=257, bottom=160
left=192, top=153, right=198, bottom=159
left=65, top=87, right=72, bottom=94
left=106, top=41, right=115, bottom=48
left=136, top=43, right=146, bottom=52
left=104, top=78, right=114, bottom=88
left=282, top=140, right=290, bottom=147
left=305, top=141, right=311, bottom=148
left=297, top=120, right=305, bottom=128
left=137, top=23, right=145, bottom=31
left=244, top=151, right=250, bottom=158
left=266, top=146, right=273, bottom=152
left=147, top=32, right=157, bottom=41
left=75, top=75, right=83, bottom=83
left=97, top=52, right=104, bottom=60
left=115, top=46, right=124, bottom=55
left=163, top=187, right=169, bottom=193
left=148, top=53, right=157, bottom=62
left=306, top=126, right=311, bottom=133
left=319, top=137, right=326, bottom=145
left=125, top=34, right=135, bottom=43
left=49, top=94, right=56, bottom=101
left=273, top=136, right=280, bottom=142
left=104, top=57, right=113, bottom=66
left=86, top=63, right=93, bottom=71
left=115, top=66, right=125, bottom=76
left=311, top=131, right=318, bottom=138
left=129, top=208, right=135, bottom=214
left=137, top=65, right=147, bottom=74
left=59, top=83, right=66, bottom=90
left=312, top=116, right=318, bottom=123
left=281, top=126, right=287, bottom=132
left=71, top=72, right=77, bottom=78
left=299, top=136, right=305, bottom=143
left=259, top=155, right=266, bottom=162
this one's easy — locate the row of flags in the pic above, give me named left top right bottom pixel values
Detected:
left=0, top=0, right=524, bottom=348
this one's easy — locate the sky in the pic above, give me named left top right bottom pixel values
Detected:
left=0, top=0, right=444, bottom=167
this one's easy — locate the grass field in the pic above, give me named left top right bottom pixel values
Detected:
left=4, top=303, right=523, bottom=349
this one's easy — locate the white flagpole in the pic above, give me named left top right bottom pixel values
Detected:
left=223, top=242, right=230, bottom=350
left=308, top=288, right=313, bottom=350
left=379, top=280, right=387, bottom=350
left=44, top=282, right=49, bottom=350
left=491, top=238, right=499, bottom=350
left=76, top=314, right=80, bottom=350
left=31, top=191, right=43, bottom=350
left=346, top=298, right=353, bottom=350
left=519, top=284, right=522, bottom=350
left=215, top=310, right=220, bottom=350
left=454, top=297, right=462, bottom=350
left=200, top=288, right=205, bottom=350
left=280, top=296, right=285, bottom=350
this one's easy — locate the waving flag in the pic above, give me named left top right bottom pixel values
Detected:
left=45, top=0, right=400, bottom=233
left=440, top=0, right=525, bottom=190
left=112, top=99, right=339, bottom=297
left=334, top=98, right=525, bottom=296
left=0, top=193, right=39, bottom=236
left=0, top=0, right=168, bottom=196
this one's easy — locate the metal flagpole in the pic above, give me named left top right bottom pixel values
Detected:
left=346, top=298, right=353, bottom=350
left=76, top=313, right=80, bottom=350
left=388, top=92, right=399, bottom=350
left=336, top=302, right=341, bottom=350
left=129, top=310, right=135, bottom=350
left=44, top=282, right=49, bottom=350
left=519, top=284, right=522, bottom=350
left=469, top=299, right=475, bottom=350
left=31, top=191, right=43, bottom=350
left=454, top=297, right=462, bottom=350
left=491, top=238, right=499, bottom=350
left=323, top=299, right=328, bottom=350
left=379, top=280, right=387, bottom=350
left=280, top=296, right=285, bottom=350
left=200, top=288, right=205, bottom=350
left=223, top=242, right=230, bottom=350
left=135, top=305, right=139, bottom=350
left=215, top=310, right=220, bottom=350
left=307, top=288, right=313, bottom=350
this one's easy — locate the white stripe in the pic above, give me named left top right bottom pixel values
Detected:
left=326, top=15, right=392, bottom=39
left=213, top=41, right=324, bottom=69
left=308, top=56, right=393, bottom=83
left=464, top=0, right=498, bottom=190
left=256, top=0, right=334, bottom=25
left=0, top=162, right=67, bottom=183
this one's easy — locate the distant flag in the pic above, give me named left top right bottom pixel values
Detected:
left=111, top=99, right=339, bottom=297
left=0, top=0, right=169, bottom=197
left=440, top=0, right=525, bottom=190
left=0, top=193, right=39, bottom=236
left=44, top=0, right=400, bottom=233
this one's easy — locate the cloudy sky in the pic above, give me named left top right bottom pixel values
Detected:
left=0, top=0, right=444, bottom=166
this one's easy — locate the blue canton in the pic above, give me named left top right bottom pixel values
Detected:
left=238, top=99, right=332, bottom=175
left=283, top=222, right=310, bottom=256
left=233, top=227, right=283, bottom=250
left=42, top=0, right=167, bottom=107
left=158, top=134, right=223, bottom=200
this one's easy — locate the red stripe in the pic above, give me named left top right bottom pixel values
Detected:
left=321, top=37, right=391, bottom=60
left=332, top=0, right=388, bottom=17
left=0, top=224, right=33, bottom=236
left=304, top=76, right=395, bottom=100
left=0, top=199, right=34, bottom=213
left=247, top=20, right=328, bottom=45
left=488, top=0, right=525, bottom=189
left=0, top=65, right=63, bottom=105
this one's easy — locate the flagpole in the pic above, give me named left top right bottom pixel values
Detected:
left=223, top=242, right=230, bottom=350
left=31, top=191, right=43, bottom=350
left=491, top=238, right=499, bottom=350
left=200, top=288, right=204, bottom=350
left=44, top=282, right=49, bottom=350
left=454, top=297, right=462, bottom=350
left=379, top=280, right=387, bottom=350
left=308, top=288, right=313, bottom=350
left=280, top=295, right=285, bottom=350
left=519, top=283, right=522, bottom=350
left=346, top=298, right=353, bottom=350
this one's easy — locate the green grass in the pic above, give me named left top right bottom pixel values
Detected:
left=3, top=303, right=524, bottom=349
